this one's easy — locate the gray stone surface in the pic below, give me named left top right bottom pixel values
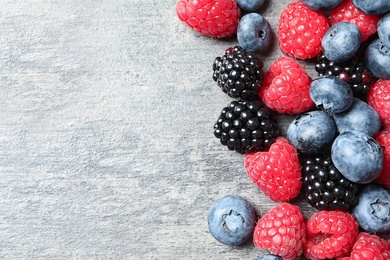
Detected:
left=0, top=1, right=335, bottom=259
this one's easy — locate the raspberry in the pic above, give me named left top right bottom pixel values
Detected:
left=253, top=203, right=306, bottom=260
left=328, top=0, right=379, bottom=42
left=259, top=57, right=314, bottom=114
left=375, top=130, right=390, bottom=188
left=245, top=137, right=302, bottom=202
left=304, top=210, right=359, bottom=259
left=175, top=0, right=240, bottom=38
left=367, top=79, right=390, bottom=128
left=277, top=1, right=329, bottom=60
left=345, top=232, right=390, bottom=260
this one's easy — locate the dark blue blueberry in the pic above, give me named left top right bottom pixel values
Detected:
left=256, top=254, right=283, bottom=260
left=331, top=131, right=383, bottom=184
left=333, top=98, right=381, bottom=137
left=364, top=38, right=390, bottom=79
left=322, top=22, right=361, bottom=63
left=237, top=13, right=272, bottom=54
left=352, top=0, right=390, bottom=15
left=236, top=0, right=265, bottom=12
left=287, top=110, right=337, bottom=154
left=352, top=184, right=390, bottom=234
left=301, top=0, right=343, bottom=11
left=309, top=75, right=353, bottom=115
left=208, top=195, right=256, bottom=246
left=378, top=13, right=390, bottom=49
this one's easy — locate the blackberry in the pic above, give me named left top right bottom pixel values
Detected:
left=315, top=54, right=375, bottom=97
left=301, top=154, right=360, bottom=211
left=212, top=46, right=263, bottom=100
left=214, top=100, right=279, bottom=154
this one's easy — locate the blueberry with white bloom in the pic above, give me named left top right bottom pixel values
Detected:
left=309, top=75, right=353, bottom=116
left=353, top=184, right=390, bottom=234
left=333, top=98, right=381, bottom=137
left=365, top=38, right=390, bottom=79
left=208, top=195, right=256, bottom=245
left=236, top=0, right=265, bottom=12
left=331, top=131, right=383, bottom=184
left=352, top=0, right=390, bottom=15
left=301, top=0, right=343, bottom=12
left=237, top=13, right=272, bottom=53
left=322, top=22, right=361, bottom=63
left=287, top=110, right=337, bottom=154
left=378, top=13, right=390, bottom=49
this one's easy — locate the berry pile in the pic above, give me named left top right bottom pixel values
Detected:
left=315, top=54, right=374, bottom=96
left=176, top=0, right=390, bottom=259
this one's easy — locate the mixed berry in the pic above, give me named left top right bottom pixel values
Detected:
left=176, top=0, right=390, bottom=258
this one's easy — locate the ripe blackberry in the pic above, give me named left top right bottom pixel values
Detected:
left=301, top=154, right=360, bottom=211
left=212, top=46, right=263, bottom=100
left=214, top=100, right=279, bottom=154
left=315, top=54, right=375, bottom=96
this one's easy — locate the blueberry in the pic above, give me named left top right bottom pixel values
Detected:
left=352, top=0, right=390, bottom=15
left=333, top=98, right=381, bottom=137
left=378, top=13, right=390, bottom=49
left=287, top=110, right=337, bottom=154
left=236, top=0, right=265, bottom=12
left=322, top=22, right=361, bottom=63
left=256, top=254, right=282, bottom=260
left=208, top=195, right=256, bottom=245
left=301, top=0, right=343, bottom=11
left=309, top=75, right=353, bottom=115
left=237, top=13, right=272, bottom=54
left=331, top=131, right=383, bottom=184
left=364, top=38, right=390, bottom=79
left=352, top=184, right=390, bottom=234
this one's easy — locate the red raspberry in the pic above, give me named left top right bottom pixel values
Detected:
left=253, top=203, right=306, bottom=260
left=278, top=1, right=329, bottom=60
left=342, top=232, right=390, bottom=260
left=304, top=210, right=359, bottom=260
left=367, top=79, right=390, bottom=129
left=244, top=137, right=302, bottom=202
left=375, top=130, right=390, bottom=188
left=175, top=0, right=240, bottom=38
left=328, top=0, right=379, bottom=42
left=259, top=57, right=314, bottom=114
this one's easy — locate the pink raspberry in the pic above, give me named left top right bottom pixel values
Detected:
left=253, top=203, right=306, bottom=260
left=260, top=57, right=314, bottom=114
left=244, top=137, right=302, bottom=202
left=304, top=210, right=359, bottom=259
left=328, top=0, right=379, bottom=42
left=278, top=1, right=329, bottom=60
left=342, top=232, right=390, bottom=260
left=176, top=0, right=240, bottom=38
left=367, top=79, right=390, bottom=128
left=375, top=130, right=390, bottom=188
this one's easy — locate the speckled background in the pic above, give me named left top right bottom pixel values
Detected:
left=0, top=1, right=322, bottom=259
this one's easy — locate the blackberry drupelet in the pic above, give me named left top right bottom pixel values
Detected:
left=212, top=46, right=263, bottom=100
left=214, top=100, right=279, bottom=154
left=301, top=154, right=360, bottom=211
left=315, top=54, right=375, bottom=96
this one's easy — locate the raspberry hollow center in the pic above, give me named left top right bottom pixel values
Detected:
left=312, top=232, right=332, bottom=245
left=222, top=210, right=245, bottom=232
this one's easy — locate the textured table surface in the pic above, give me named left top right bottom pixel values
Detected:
left=0, top=1, right=328, bottom=259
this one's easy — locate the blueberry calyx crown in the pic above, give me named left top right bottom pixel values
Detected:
left=370, top=199, right=390, bottom=221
